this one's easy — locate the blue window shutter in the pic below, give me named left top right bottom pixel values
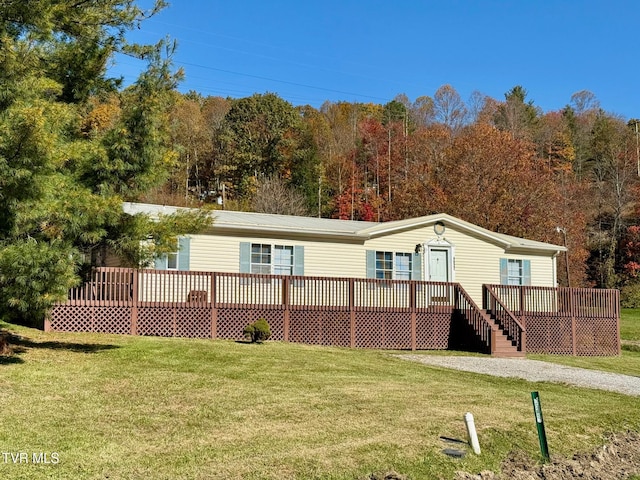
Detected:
left=523, top=260, right=531, bottom=286
left=366, top=250, right=376, bottom=279
left=239, top=242, right=251, bottom=273
left=499, top=258, right=508, bottom=284
left=155, top=255, right=167, bottom=270
left=178, top=236, right=190, bottom=271
left=412, top=252, right=422, bottom=280
left=293, top=245, right=304, bottom=276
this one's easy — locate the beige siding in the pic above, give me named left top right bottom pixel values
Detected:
left=189, top=233, right=365, bottom=279
left=186, top=223, right=558, bottom=306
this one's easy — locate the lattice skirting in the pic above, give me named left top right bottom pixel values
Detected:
left=47, top=305, right=619, bottom=355
left=289, top=310, right=350, bottom=347
left=355, top=311, right=412, bottom=349
left=49, top=306, right=131, bottom=335
left=416, top=313, right=452, bottom=349
left=137, top=307, right=211, bottom=338
left=575, top=317, right=619, bottom=356
left=216, top=308, right=285, bottom=341
left=525, top=316, right=573, bottom=354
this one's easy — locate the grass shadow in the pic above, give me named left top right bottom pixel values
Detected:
left=1, top=328, right=119, bottom=364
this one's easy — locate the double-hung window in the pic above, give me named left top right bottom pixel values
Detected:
left=374, top=251, right=413, bottom=280
left=507, top=259, right=523, bottom=285
left=250, top=244, right=294, bottom=275
left=241, top=242, right=303, bottom=276
left=500, top=258, right=531, bottom=286
left=167, top=243, right=179, bottom=270
left=154, top=237, right=190, bottom=271
left=250, top=244, right=272, bottom=274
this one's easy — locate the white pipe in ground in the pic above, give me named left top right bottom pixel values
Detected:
left=464, top=412, right=481, bottom=455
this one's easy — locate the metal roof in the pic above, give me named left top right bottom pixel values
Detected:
left=123, top=202, right=566, bottom=252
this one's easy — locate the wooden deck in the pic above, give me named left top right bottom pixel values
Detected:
left=47, top=268, right=620, bottom=356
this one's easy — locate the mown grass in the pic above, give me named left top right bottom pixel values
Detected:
left=1, top=321, right=638, bottom=480
left=621, top=308, right=640, bottom=341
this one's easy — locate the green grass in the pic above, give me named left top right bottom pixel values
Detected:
left=622, top=308, right=640, bottom=341
left=1, top=321, right=639, bottom=479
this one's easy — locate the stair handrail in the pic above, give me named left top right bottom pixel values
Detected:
left=454, top=284, right=495, bottom=354
left=483, top=285, right=526, bottom=353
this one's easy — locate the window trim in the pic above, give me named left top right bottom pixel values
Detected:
left=500, top=258, right=531, bottom=286
left=372, top=250, right=414, bottom=281
left=241, top=242, right=303, bottom=276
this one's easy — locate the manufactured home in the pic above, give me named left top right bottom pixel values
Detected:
left=123, top=202, right=564, bottom=306
left=48, top=203, right=619, bottom=357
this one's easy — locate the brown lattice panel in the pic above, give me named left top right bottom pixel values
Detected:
left=575, top=317, right=619, bottom=356
left=525, top=315, right=573, bottom=355
left=49, top=305, right=131, bottom=334
left=216, top=308, right=285, bottom=341
left=175, top=308, right=211, bottom=338
left=137, top=307, right=176, bottom=337
left=289, top=310, right=351, bottom=347
left=415, top=312, right=451, bottom=349
left=354, top=311, right=412, bottom=349
left=50, top=306, right=93, bottom=332
left=90, top=307, right=131, bottom=334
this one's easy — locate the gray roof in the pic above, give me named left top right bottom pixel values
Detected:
left=123, top=202, right=565, bottom=253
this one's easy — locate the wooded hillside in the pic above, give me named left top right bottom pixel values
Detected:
left=147, top=87, right=640, bottom=296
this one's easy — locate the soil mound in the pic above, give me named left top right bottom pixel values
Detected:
left=456, top=431, right=640, bottom=480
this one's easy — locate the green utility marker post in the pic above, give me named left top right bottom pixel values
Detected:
left=531, top=391, right=550, bottom=461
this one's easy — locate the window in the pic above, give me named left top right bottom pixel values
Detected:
left=241, top=243, right=303, bottom=276
left=273, top=245, right=294, bottom=276
left=500, top=258, right=530, bottom=286
left=507, top=259, right=523, bottom=285
left=167, top=242, right=179, bottom=270
left=154, top=237, right=190, bottom=271
left=395, top=253, right=412, bottom=280
left=250, top=244, right=272, bottom=274
left=374, top=251, right=412, bottom=280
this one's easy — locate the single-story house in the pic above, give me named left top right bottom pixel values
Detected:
left=122, top=202, right=565, bottom=306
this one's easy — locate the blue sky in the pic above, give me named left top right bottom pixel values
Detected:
left=111, top=1, right=640, bottom=120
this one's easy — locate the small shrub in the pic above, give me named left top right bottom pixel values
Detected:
left=243, top=319, right=271, bottom=343
left=621, top=283, right=640, bottom=308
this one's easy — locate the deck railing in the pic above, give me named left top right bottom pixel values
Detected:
left=48, top=268, right=620, bottom=355
left=484, top=284, right=620, bottom=355
left=455, top=284, right=494, bottom=353
left=483, top=285, right=526, bottom=352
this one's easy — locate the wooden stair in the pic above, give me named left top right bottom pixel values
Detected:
left=485, top=313, right=525, bottom=358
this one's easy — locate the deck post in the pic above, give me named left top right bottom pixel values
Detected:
left=570, top=288, right=577, bottom=355
left=130, top=269, right=138, bottom=336
left=410, top=282, right=417, bottom=351
left=490, top=328, right=496, bottom=356
left=282, top=276, right=290, bottom=342
left=210, top=273, right=217, bottom=339
left=349, top=278, right=356, bottom=348
left=519, top=286, right=526, bottom=328
left=614, top=289, right=621, bottom=355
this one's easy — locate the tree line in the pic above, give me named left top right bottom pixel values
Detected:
left=151, top=86, right=640, bottom=298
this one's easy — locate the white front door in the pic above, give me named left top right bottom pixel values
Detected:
left=428, top=248, right=450, bottom=282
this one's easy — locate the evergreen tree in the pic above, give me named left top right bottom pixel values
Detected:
left=0, top=1, right=209, bottom=326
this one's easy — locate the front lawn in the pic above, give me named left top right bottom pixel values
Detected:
left=1, top=321, right=638, bottom=479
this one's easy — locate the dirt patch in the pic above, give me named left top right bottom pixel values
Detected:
left=0, top=330, right=13, bottom=356
left=456, top=431, right=640, bottom=479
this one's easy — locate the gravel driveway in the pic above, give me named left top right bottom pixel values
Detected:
left=395, top=355, right=640, bottom=396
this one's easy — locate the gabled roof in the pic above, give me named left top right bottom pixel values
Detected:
left=123, top=202, right=565, bottom=253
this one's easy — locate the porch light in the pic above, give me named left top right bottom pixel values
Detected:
left=414, top=244, right=423, bottom=254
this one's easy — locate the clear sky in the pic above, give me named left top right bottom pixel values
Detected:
left=111, top=1, right=640, bottom=120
